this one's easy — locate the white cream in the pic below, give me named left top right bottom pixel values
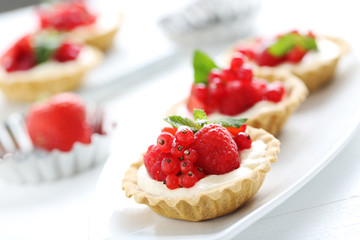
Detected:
left=137, top=140, right=267, bottom=198
left=0, top=46, right=99, bottom=82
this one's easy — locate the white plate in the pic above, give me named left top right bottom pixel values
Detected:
left=88, top=51, right=360, bottom=239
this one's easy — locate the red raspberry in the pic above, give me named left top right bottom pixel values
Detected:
left=208, top=68, right=222, bottom=81
left=264, top=81, right=285, bottom=102
left=143, top=146, right=170, bottom=178
left=208, top=77, right=226, bottom=100
left=183, top=148, right=198, bottom=163
left=165, top=174, right=179, bottom=190
left=230, top=53, right=245, bottom=71
left=219, top=81, right=248, bottom=115
left=161, top=157, right=180, bottom=175
left=234, top=132, right=252, bottom=150
left=194, top=83, right=208, bottom=103
left=157, top=132, right=174, bottom=153
left=175, top=127, right=194, bottom=146
left=221, top=68, right=237, bottom=82
left=190, top=124, right=240, bottom=175
left=237, top=65, right=253, bottom=82
left=26, top=92, right=92, bottom=152
left=180, top=172, right=199, bottom=188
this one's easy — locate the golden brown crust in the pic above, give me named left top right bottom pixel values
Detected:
left=0, top=46, right=102, bottom=102
left=167, top=69, right=308, bottom=135
left=226, top=35, right=350, bottom=92
left=122, top=127, right=280, bottom=222
left=82, top=13, right=123, bottom=51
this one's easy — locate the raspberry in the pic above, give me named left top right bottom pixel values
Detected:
left=264, top=81, right=285, bottom=102
left=208, top=77, right=226, bottom=100
left=175, top=127, right=194, bottom=146
left=230, top=53, right=245, bottom=71
left=183, top=148, right=198, bottom=163
left=237, top=65, right=253, bottom=82
left=221, top=68, right=237, bottom=82
left=257, top=49, right=285, bottom=67
left=157, top=132, right=174, bottom=153
left=219, top=81, right=248, bottom=115
left=286, top=46, right=307, bottom=63
left=144, top=146, right=168, bottom=170
left=190, top=124, right=240, bottom=175
left=54, top=42, right=82, bottom=62
left=180, top=172, right=199, bottom=188
left=234, top=132, right=252, bottom=150
left=161, top=157, right=180, bottom=175
left=170, top=141, right=185, bottom=158
left=165, top=174, right=179, bottom=190
left=208, top=68, right=222, bottom=81
left=180, top=160, right=194, bottom=174
left=194, top=83, right=208, bottom=103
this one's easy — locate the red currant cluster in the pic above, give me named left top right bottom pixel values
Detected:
left=187, top=53, right=285, bottom=116
left=143, top=124, right=252, bottom=190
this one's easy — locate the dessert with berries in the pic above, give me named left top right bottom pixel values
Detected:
left=0, top=31, right=102, bottom=101
left=122, top=109, right=280, bottom=221
left=168, top=50, right=308, bottom=135
left=229, top=30, right=350, bottom=91
left=36, top=0, right=123, bottom=51
left=0, top=92, right=112, bottom=183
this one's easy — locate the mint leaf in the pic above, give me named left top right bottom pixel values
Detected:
left=193, top=109, right=207, bottom=121
left=164, top=116, right=202, bottom=132
left=34, top=32, right=62, bottom=64
left=209, top=118, right=247, bottom=128
left=268, top=33, right=318, bottom=57
left=193, top=50, right=218, bottom=85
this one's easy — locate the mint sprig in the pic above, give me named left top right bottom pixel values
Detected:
left=268, top=33, right=318, bottom=57
left=34, top=31, right=62, bottom=64
left=164, top=109, right=247, bottom=133
left=193, top=50, right=218, bottom=85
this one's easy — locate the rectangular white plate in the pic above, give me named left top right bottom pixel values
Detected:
left=88, top=51, right=360, bottom=239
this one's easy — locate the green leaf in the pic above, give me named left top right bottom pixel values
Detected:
left=193, top=50, right=218, bottom=85
left=164, top=116, right=202, bottom=132
left=34, top=31, right=62, bottom=64
left=209, top=118, right=247, bottom=128
left=193, top=109, right=207, bottom=121
left=268, top=33, right=318, bottom=57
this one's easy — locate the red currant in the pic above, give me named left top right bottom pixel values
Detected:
left=257, top=49, right=285, bottom=67
left=54, top=42, right=82, bottom=62
left=237, top=48, right=256, bottom=61
left=180, top=160, right=194, bottom=174
left=286, top=46, right=307, bottom=63
left=180, top=172, right=199, bottom=188
left=161, top=127, right=177, bottom=136
left=230, top=53, right=245, bottom=71
left=226, top=124, right=247, bottom=136
left=264, top=81, right=285, bottom=102
left=149, top=161, right=166, bottom=181
left=161, top=157, right=180, bottom=175
left=170, top=141, right=185, bottom=158
left=192, top=167, right=205, bottom=180
left=221, top=68, right=237, bottom=82
left=175, top=127, right=194, bottom=146
left=194, top=84, right=208, bottom=103
left=157, top=132, right=174, bottom=153
left=234, top=132, right=252, bottom=150
left=208, top=77, right=226, bottom=99
left=165, top=174, right=179, bottom=189
left=208, top=68, right=222, bottom=81
left=237, top=65, right=253, bottom=82
left=183, top=148, right=198, bottom=163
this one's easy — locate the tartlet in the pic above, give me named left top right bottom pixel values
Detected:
left=228, top=31, right=350, bottom=91
left=0, top=32, right=102, bottom=102
left=123, top=123, right=280, bottom=222
left=168, top=50, right=308, bottom=135
left=36, top=1, right=123, bottom=51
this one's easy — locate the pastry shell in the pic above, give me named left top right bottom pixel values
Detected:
left=167, top=69, right=308, bottom=135
left=122, top=126, right=280, bottom=222
left=227, top=36, right=350, bottom=92
left=0, top=45, right=102, bottom=102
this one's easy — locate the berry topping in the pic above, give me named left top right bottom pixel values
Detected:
left=180, top=172, right=198, bottom=188
left=161, top=127, right=177, bottom=135
left=54, top=42, right=82, bottom=62
left=187, top=50, right=286, bottom=116
left=165, top=174, right=180, bottom=190
left=234, top=132, right=252, bottom=150
left=157, top=132, right=174, bottom=153
left=144, top=109, right=251, bottom=189
left=175, top=127, right=194, bottom=146
left=26, top=92, right=92, bottom=152
left=37, top=1, right=97, bottom=31
left=190, top=124, right=239, bottom=175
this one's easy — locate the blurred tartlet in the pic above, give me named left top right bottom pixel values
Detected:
left=227, top=30, right=350, bottom=91
left=36, top=0, right=123, bottom=51
left=0, top=93, right=113, bottom=184
left=0, top=31, right=102, bottom=102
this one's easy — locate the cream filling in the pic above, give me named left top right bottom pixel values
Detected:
left=137, top=140, right=267, bottom=198
left=0, top=46, right=98, bottom=82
